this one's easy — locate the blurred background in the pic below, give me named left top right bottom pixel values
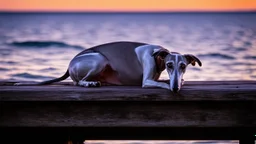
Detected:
left=0, top=0, right=256, bottom=83
left=0, top=1, right=256, bottom=143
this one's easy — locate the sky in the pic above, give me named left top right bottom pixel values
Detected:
left=0, top=0, right=256, bottom=12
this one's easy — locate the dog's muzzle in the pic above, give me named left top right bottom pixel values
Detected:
left=170, top=73, right=181, bottom=93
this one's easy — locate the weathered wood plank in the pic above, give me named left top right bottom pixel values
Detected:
left=1, top=81, right=256, bottom=101
left=0, top=81, right=256, bottom=127
left=1, top=101, right=256, bottom=127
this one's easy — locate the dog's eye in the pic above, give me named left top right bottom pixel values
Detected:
left=166, top=63, right=173, bottom=69
left=180, top=63, right=186, bottom=69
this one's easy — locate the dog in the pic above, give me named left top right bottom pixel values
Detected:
left=15, top=41, right=202, bottom=92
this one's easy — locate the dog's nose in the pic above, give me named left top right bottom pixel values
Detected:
left=172, top=87, right=179, bottom=93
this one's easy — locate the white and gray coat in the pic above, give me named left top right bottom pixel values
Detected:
left=15, top=41, right=202, bottom=92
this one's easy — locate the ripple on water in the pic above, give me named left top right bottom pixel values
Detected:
left=0, top=67, right=9, bottom=71
left=243, top=41, right=252, bottom=47
left=0, top=61, right=18, bottom=65
left=11, top=72, right=56, bottom=79
left=237, top=30, right=245, bottom=36
left=25, top=58, right=49, bottom=64
left=243, top=55, right=256, bottom=60
left=222, top=46, right=248, bottom=52
left=7, top=40, right=85, bottom=50
left=234, top=47, right=248, bottom=51
left=189, top=67, right=202, bottom=71
left=222, top=62, right=254, bottom=66
left=39, top=67, right=58, bottom=72
left=0, top=48, right=12, bottom=56
left=198, top=53, right=235, bottom=60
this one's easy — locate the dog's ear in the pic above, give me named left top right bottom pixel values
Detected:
left=183, top=54, right=202, bottom=67
left=152, top=48, right=169, bottom=60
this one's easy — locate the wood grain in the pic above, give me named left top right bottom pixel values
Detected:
left=1, top=80, right=256, bottom=127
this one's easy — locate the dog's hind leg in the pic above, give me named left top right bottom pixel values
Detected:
left=78, top=74, right=102, bottom=87
left=68, top=52, right=109, bottom=87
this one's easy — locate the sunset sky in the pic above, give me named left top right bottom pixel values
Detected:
left=0, top=0, right=256, bottom=12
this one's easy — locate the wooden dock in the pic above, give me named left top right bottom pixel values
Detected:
left=0, top=80, right=256, bottom=144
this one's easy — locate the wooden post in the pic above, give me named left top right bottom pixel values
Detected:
left=239, top=135, right=255, bottom=144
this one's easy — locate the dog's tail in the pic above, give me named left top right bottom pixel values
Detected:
left=14, top=69, right=70, bottom=86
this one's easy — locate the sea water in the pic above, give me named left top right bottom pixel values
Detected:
left=0, top=12, right=255, bottom=82
left=0, top=12, right=255, bottom=144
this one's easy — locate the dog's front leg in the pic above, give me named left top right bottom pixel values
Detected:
left=141, top=56, right=170, bottom=90
left=142, top=79, right=170, bottom=90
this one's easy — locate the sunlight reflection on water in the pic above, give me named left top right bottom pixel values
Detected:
left=83, top=140, right=239, bottom=144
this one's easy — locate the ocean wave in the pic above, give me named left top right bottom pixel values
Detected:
left=222, top=62, right=254, bottom=66
left=189, top=67, right=202, bottom=71
left=0, top=67, right=9, bottom=71
left=234, top=47, right=248, bottom=51
left=0, top=61, right=18, bottom=64
left=244, top=55, right=256, bottom=60
left=243, top=41, right=252, bottom=47
left=12, top=72, right=56, bottom=79
left=222, top=47, right=248, bottom=52
left=198, top=53, right=235, bottom=60
left=0, top=48, right=12, bottom=56
left=8, top=40, right=85, bottom=50
left=39, top=67, right=58, bottom=72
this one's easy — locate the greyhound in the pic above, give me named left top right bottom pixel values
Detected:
left=15, top=41, right=202, bottom=92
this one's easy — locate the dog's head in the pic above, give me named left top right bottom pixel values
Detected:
left=153, top=48, right=202, bottom=93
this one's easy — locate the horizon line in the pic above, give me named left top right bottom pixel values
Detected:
left=0, top=9, right=256, bottom=13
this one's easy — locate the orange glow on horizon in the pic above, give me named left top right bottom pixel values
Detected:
left=0, top=0, right=256, bottom=12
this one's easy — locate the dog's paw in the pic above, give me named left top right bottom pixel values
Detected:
left=79, top=81, right=101, bottom=87
left=14, top=83, right=22, bottom=86
left=90, top=81, right=101, bottom=87
left=181, top=79, right=185, bottom=85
